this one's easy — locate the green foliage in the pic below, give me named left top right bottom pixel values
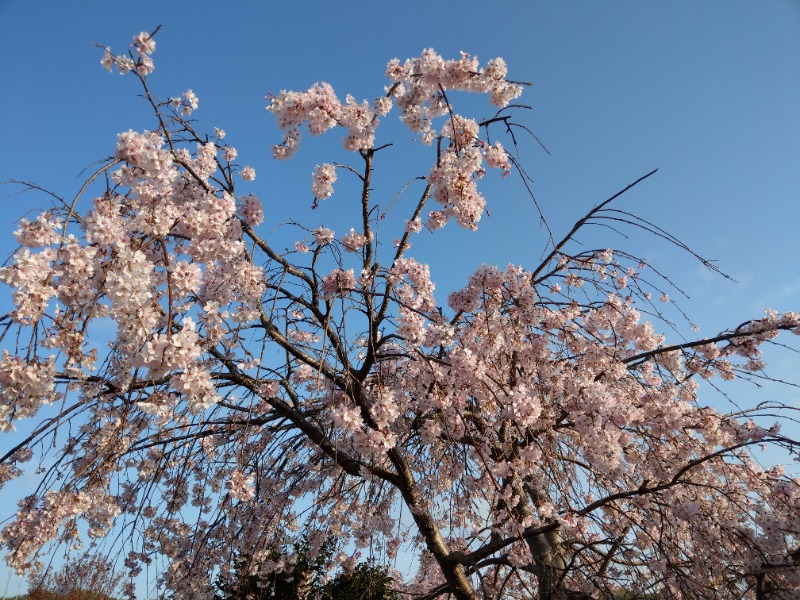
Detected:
left=215, top=538, right=398, bottom=600
left=320, top=560, right=399, bottom=600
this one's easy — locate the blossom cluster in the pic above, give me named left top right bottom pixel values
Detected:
left=386, top=50, right=522, bottom=136
left=269, top=50, right=519, bottom=228
left=100, top=31, right=156, bottom=76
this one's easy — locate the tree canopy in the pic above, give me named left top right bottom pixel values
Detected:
left=0, top=29, right=798, bottom=599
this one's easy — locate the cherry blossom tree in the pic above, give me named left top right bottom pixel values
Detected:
left=1, top=29, right=799, bottom=600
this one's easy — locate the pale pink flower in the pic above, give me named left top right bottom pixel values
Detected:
left=222, top=146, right=238, bottom=162
left=426, top=210, right=447, bottom=231
left=135, top=55, right=154, bottom=77
left=311, top=163, right=337, bottom=199
left=192, top=142, right=217, bottom=178
left=482, top=141, right=510, bottom=172
left=100, top=48, right=114, bottom=72
left=313, top=227, right=334, bottom=245
left=0, top=247, right=58, bottom=323
left=374, top=96, right=392, bottom=116
left=330, top=403, right=363, bottom=432
left=341, top=228, right=368, bottom=252
left=177, top=89, right=199, bottom=116
left=598, top=249, right=614, bottom=263
left=321, top=268, right=356, bottom=297
left=170, top=261, right=203, bottom=299
left=170, top=365, right=220, bottom=412
left=405, top=218, right=423, bottom=233
left=14, top=213, right=61, bottom=247
left=226, top=470, right=255, bottom=502
left=259, top=381, right=279, bottom=398
left=114, top=55, right=135, bottom=74
left=239, top=193, right=264, bottom=227
left=132, top=31, right=156, bottom=55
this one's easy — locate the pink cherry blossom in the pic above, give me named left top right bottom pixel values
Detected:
left=341, top=228, right=368, bottom=252
left=311, top=163, right=337, bottom=199
left=239, top=166, right=256, bottom=181
left=312, top=226, right=334, bottom=245
left=238, top=193, right=264, bottom=226
left=222, top=146, right=238, bottom=161
left=321, top=268, right=356, bottom=297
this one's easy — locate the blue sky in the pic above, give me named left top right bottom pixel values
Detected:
left=1, top=1, right=799, bottom=596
